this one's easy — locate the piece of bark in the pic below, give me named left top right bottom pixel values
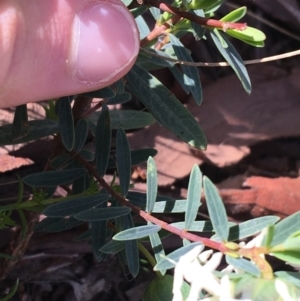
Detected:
left=0, top=154, right=33, bottom=173
left=217, top=176, right=300, bottom=219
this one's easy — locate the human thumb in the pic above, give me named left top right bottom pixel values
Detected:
left=0, top=0, right=139, bottom=108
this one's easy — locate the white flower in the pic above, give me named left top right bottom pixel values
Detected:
left=172, top=246, right=223, bottom=301
left=275, top=279, right=300, bottom=301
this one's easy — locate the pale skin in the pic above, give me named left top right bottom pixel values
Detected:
left=0, top=0, right=139, bottom=108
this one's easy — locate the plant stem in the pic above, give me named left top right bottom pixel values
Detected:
left=138, top=241, right=163, bottom=277
left=74, top=153, right=227, bottom=253
left=145, top=0, right=247, bottom=31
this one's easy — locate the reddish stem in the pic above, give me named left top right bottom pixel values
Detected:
left=74, top=153, right=227, bottom=253
left=147, top=0, right=247, bottom=31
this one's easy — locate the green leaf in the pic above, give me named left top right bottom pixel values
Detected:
left=275, top=272, right=300, bottom=289
left=74, top=119, right=88, bottom=152
left=126, top=65, right=207, bottom=150
left=91, top=220, right=107, bottom=261
left=39, top=217, right=83, bottom=233
left=122, top=0, right=133, bottom=6
left=227, top=216, right=280, bottom=241
left=281, top=231, right=300, bottom=251
left=271, top=211, right=300, bottom=247
left=190, top=10, right=206, bottom=40
left=50, top=154, right=71, bottom=169
left=154, top=243, right=204, bottom=271
left=169, top=34, right=202, bottom=105
left=226, top=27, right=266, bottom=45
left=119, top=214, right=140, bottom=277
left=272, top=251, right=300, bottom=266
left=226, top=255, right=261, bottom=277
left=142, top=275, right=190, bottom=301
left=95, top=105, right=111, bottom=177
left=137, top=49, right=175, bottom=70
left=220, top=6, right=247, bottom=22
left=23, top=168, right=86, bottom=187
left=0, top=119, right=58, bottom=146
left=18, top=209, right=27, bottom=240
left=73, top=229, right=91, bottom=241
left=130, top=5, right=148, bottom=18
left=146, top=157, right=158, bottom=213
left=149, top=232, right=166, bottom=275
left=89, top=110, right=156, bottom=130
left=234, top=275, right=279, bottom=301
left=57, top=96, right=75, bottom=151
left=34, top=217, right=61, bottom=232
left=262, top=225, right=275, bottom=248
left=169, top=66, right=190, bottom=94
left=127, top=192, right=187, bottom=213
left=113, top=225, right=161, bottom=241
left=43, top=193, right=110, bottom=217
left=81, top=87, right=115, bottom=98
left=106, top=92, right=131, bottom=105
left=149, top=7, right=161, bottom=21
left=210, top=29, right=251, bottom=94
left=12, top=105, right=28, bottom=140
left=0, top=279, right=19, bottom=301
left=185, top=164, right=202, bottom=230
left=75, top=207, right=131, bottom=221
left=100, top=240, right=125, bottom=254
left=79, top=149, right=94, bottom=161
left=132, top=149, right=158, bottom=165
left=171, top=220, right=215, bottom=232
left=203, top=176, right=228, bottom=241
left=116, top=129, right=132, bottom=196
left=72, top=173, right=88, bottom=194
left=136, top=15, right=150, bottom=39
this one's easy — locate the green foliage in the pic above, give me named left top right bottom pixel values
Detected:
left=2, top=1, right=297, bottom=300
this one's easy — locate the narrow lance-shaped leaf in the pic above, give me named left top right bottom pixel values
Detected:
left=0, top=279, right=19, bottom=301
left=149, top=231, right=166, bottom=275
left=74, top=119, right=88, bottom=152
left=40, top=217, right=83, bottom=233
left=227, top=216, right=280, bottom=241
left=43, top=192, right=110, bottom=217
left=100, top=240, right=125, bottom=254
left=116, top=129, right=131, bottom=196
left=23, top=168, right=86, bottom=187
left=75, top=207, right=131, bottom=221
left=91, top=220, right=107, bottom=261
left=0, top=120, right=59, bottom=146
left=220, top=6, right=247, bottom=22
left=169, top=33, right=202, bottom=105
left=154, top=243, right=204, bottom=271
left=210, top=29, right=251, bottom=94
left=226, top=255, right=261, bottom=277
left=126, top=65, right=207, bottom=150
left=185, top=164, right=202, bottom=230
left=146, top=157, right=157, bottom=213
left=118, top=214, right=140, bottom=277
left=271, top=211, right=300, bottom=247
left=12, top=105, right=28, bottom=140
left=113, top=225, right=161, bottom=241
left=203, top=176, right=229, bottom=241
left=57, top=96, right=75, bottom=151
left=95, top=105, right=111, bottom=177
left=89, top=110, right=155, bottom=130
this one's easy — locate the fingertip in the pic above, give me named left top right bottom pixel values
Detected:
left=69, top=1, right=139, bottom=86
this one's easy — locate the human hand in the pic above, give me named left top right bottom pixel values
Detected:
left=0, top=0, right=139, bottom=108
